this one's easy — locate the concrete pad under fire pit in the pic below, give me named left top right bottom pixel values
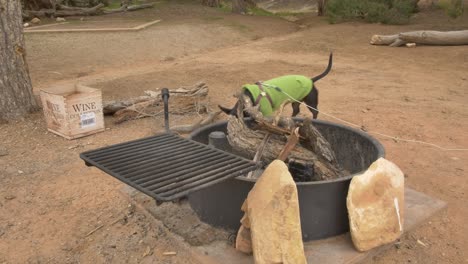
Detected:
left=120, top=187, right=446, bottom=264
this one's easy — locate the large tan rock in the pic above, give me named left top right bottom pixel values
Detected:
left=347, top=158, right=405, bottom=252
left=30, top=17, right=41, bottom=24
left=239, top=160, right=306, bottom=264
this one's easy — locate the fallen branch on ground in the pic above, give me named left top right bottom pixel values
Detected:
left=104, top=82, right=209, bottom=124
left=24, top=3, right=105, bottom=18
left=371, top=30, right=468, bottom=47
left=103, top=3, right=155, bottom=14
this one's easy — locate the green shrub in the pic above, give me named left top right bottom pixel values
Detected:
left=438, top=0, right=464, bottom=18
left=326, top=0, right=418, bottom=24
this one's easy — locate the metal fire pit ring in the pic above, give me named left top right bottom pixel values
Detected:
left=188, top=118, right=385, bottom=241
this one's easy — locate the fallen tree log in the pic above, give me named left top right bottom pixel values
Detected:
left=371, top=30, right=468, bottom=47
left=226, top=94, right=343, bottom=181
left=24, top=3, right=104, bottom=18
left=103, top=3, right=154, bottom=14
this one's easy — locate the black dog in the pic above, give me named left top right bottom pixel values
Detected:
left=219, top=53, right=333, bottom=119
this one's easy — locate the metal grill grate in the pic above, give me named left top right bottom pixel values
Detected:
left=80, top=133, right=258, bottom=202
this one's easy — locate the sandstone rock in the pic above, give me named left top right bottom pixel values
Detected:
left=30, top=17, right=41, bottom=24
left=56, top=17, right=66, bottom=22
left=235, top=225, right=253, bottom=254
left=240, top=160, right=306, bottom=264
left=347, top=158, right=405, bottom=252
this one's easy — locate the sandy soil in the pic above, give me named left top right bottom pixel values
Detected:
left=1, top=1, right=468, bottom=263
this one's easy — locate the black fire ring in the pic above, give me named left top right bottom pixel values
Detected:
left=188, top=118, right=385, bottom=241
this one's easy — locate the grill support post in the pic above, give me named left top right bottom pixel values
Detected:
left=162, top=88, right=170, bottom=132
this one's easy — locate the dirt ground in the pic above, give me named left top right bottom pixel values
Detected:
left=1, top=1, right=468, bottom=263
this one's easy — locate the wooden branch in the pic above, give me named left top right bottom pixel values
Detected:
left=103, top=96, right=152, bottom=115
left=57, top=5, right=89, bottom=11
left=245, top=134, right=271, bottom=178
left=371, top=30, right=468, bottom=47
left=103, top=82, right=208, bottom=115
left=109, top=82, right=209, bottom=124
left=25, top=3, right=104, bottom=18
left=227, top=116, right=342, bottom=180
left=277, top=128, right=300, bottom=161
left=113, top=96, right=207, bottom=124
left=103, top=3, right=154, bottom=14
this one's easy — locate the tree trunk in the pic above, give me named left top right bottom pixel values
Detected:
left=317, top=0, right=327, bottom=16
left=232, top=0, right=247, bottom=13
left=0, top=0, right=38, bottom=121
left=22, top=0, right=56, bottom=10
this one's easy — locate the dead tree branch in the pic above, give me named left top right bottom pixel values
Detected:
left=103, top=3, right=154, bottom=14
left=24, top=3, right=104, bottom=18
left=104, top=82, right=209, bottom=124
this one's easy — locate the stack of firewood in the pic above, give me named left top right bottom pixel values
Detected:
left=227, top=94, right=345, bottom=181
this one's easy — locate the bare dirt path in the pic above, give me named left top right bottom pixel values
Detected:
left=1, top=3, right=468, bottom=263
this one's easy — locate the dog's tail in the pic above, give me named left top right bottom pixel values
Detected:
left=311, top=52, right=333, bottom=83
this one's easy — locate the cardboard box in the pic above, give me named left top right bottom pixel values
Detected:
left=40, top=84, right=105, bottom=139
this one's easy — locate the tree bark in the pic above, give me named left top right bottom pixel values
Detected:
left=371, top=30, right=468, bottom=47
left=22, top=0, right=56, bottom=10
left=0, top=0, right=38, bottom=121
left=232, top=0, right=247, bottom=13
left=317, top=0, right=327, bottom=16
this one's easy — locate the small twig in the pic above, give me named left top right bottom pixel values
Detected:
left=85, top=224, right=104, bottom=237
left=110, top=217, right=124, bottom=226
left=246, top=133, right=271, bottom=178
